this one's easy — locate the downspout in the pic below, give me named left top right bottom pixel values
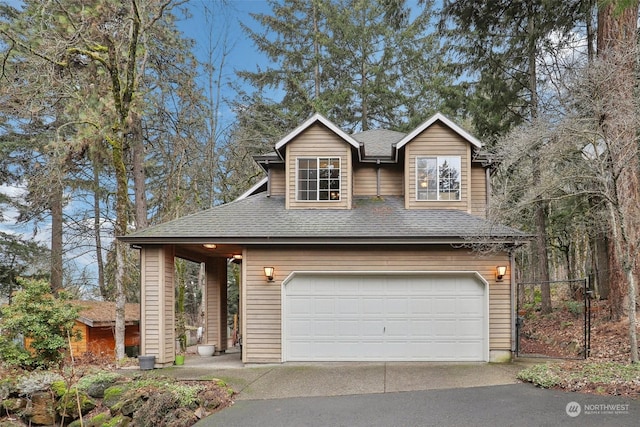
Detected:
left=510, top=249, right=517, bottom=358
left=485, top=167, right=491, bottom=214
left=266, top=161, right=271, bottom=197
left=376, top=159, right=381, bottom=198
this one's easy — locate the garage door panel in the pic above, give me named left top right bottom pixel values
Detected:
left=433, top=320, right=458, bottom=337
left=314, top=320, right=336, bottom=337
left=409, top=320, right=434, bottom=337
left=288, top=320, right=311, bottom=336
left=338, top=320, right=361, bottom=337
left=433, top=298, right=457, bottom=314
left=386, top=298, right=409, bottom=314
left=336, top=298, right=359, bottom=314
left=362, top=319, right=384, bottom=336
left=362, top=297, right=385, bottom=314
left=288, top=297, right=312, bottom=314
left=409, top=298, right=433, bottom=314
left=284, top=274, right=486, bottom=361
left=385, top=319, right=409, bottom=336
left=459, top=319, right=484, bottom=336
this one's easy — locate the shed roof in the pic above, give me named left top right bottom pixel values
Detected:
left=70, top=300, right=140, bottom=327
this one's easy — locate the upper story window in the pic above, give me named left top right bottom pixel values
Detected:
left=297, top=157, right=341, bottom=201
left=416, top=156, right=461, bottom=201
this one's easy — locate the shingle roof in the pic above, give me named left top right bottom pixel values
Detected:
left=351, top=129, right=406, bottom=157
left=70, top=300, right=140, bottom=327
left=120, top=194, right=527, bottom=245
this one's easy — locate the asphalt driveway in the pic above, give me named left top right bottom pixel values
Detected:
left=197, top=384, right=639, bottom=427
left=159, top=352, right=638, bottom=426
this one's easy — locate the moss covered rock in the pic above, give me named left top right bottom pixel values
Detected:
left=56, top=388, right=97, bottom=419
left=68, top=410, right=112, bottom=427
left=103, top=385, right=126, bottom=409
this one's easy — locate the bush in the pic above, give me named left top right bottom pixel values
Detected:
left=0, top=278, right=80, bottom=369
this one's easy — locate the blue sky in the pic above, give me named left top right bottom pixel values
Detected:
left=179, top=0, right=274, bottom=127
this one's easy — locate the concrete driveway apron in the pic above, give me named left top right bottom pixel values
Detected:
left=162, top=351, right=533, bottom=400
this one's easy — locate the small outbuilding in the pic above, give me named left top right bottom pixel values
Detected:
left=69, top=300, right=141, bottom=358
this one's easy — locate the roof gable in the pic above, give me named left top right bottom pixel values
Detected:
left=395, top=113, right=482, bottom=151
left=274, top=113, right=361, bottom=154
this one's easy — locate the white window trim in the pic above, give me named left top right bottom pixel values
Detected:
left=415, top=155, right=462, bottom=202
left=295, top=157, right=342, bottom=202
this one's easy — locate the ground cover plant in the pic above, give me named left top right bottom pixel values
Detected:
left=517, top=303, right=640, bottom=398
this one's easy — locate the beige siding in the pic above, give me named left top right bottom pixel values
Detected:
left=353, top=164, right=403, bottom=196
left=205, top=258, right=228, bottom=352
left=470, top=164, right=487, bottom=217
left=140, top=245, right=175, bottom=366
left=141, top=246, right=161, bottom=357
left=285, top=123, right=352, bottom=209
left=404, top=122, right=470, bottom=211
left=243, top=246, right=511, bottom=363
left=161, top=246, right=176, bottom=363
left=269, top=167, right=286, bottom=196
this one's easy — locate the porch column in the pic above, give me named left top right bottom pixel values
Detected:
left=140, top=245, right=175, bottom=366
left=204, top=258, right=228, bottom=354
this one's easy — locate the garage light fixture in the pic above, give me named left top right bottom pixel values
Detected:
left=496, top=266, right=507, bottom=282
left=264, top=266, right=275, bottom=282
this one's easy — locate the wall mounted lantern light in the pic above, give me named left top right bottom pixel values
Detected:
left=264, top=266, right=275, bottom=282
left=496, top=266, right=507, bottom=282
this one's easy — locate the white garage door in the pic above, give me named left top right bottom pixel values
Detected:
left=283, top=273, right=487, bottom=362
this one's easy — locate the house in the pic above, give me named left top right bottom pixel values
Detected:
left=120, top=113, right=527, bottom=367
left=69, top=300, right=140, bottom=358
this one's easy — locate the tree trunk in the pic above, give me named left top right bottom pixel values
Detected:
left=50, top=179, right=64, bottom=293
left=535, top=200, right=552, bottom=313
left=131, top=111, right=148, bottom=230
left=591, top=235, right=610, bottom=300
left=92, top=159, right=106, bottom=299
left=608, top=237, right=626, bottom=320
left=527, top=4, right=551, bottom=313
left=596, top=0, right=640, bottom=362
left=112, top=135, right=129, bottom=362
left=627, top=269, right=638, bottom=362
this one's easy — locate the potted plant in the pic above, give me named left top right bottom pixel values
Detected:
left=175, top=351, right=185, bottom=365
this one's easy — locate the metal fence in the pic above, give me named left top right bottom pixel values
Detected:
left=516, top=279, right=591, bottom=359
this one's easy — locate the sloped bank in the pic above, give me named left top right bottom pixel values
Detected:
left=0, top=369, right=234, bottom=426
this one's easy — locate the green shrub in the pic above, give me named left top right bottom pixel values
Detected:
left=0, top=278, right=81, bottom=369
